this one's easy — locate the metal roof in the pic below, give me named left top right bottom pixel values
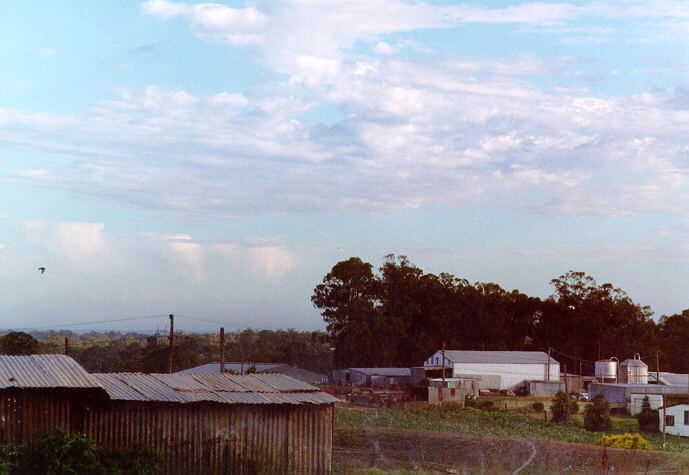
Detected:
left=619, top=358, right=647, bottom=367
left=0, top=354, right=100, bottom=389
left=92, top=372, right=339, bottom=405
left=348, top=368, right=411, bottom=377
left=438, top=350, right=558, bottom=365
left=176, top=362, right=328, bottom=384
left=648, top=372, right=688, bottom=386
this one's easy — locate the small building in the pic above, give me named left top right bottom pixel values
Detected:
left=177, top=362, right=328, bottom=384
left=528, top=380, right=565, bottom=397
left=330, top=368, right=410, bottom=386
left=0, top=354, right=338, bottom=473
left=660, top=404, right=689, bottom=437
left=630, top=394, right=663, bottom=415
left=589, top=382, right=687, bottom=410
left=423, top=350, right=560, bottom=390
left=427, top=377, right=480, bottom=405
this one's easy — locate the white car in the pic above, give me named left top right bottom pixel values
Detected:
left=578, top=391, right=590, bottom=401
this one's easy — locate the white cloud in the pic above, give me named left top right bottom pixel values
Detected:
left=23, top=221, right=112, bottom=267
left=213, top=240, right=297, bottom=279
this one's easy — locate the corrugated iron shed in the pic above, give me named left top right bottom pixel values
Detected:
left=0, top=354, right=100, bottom=389
left=91, top=372, right=339, bottom=405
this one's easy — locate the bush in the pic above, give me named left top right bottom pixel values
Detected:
left=532, top=401, right=544, bottom=412
left=0, top=427, right=163, bottom=474
left=597, top=433, right=653, bottom=451
left=551, top=391, right=578, bottom=422
left=636, top=396, right=659, bottom=432
left=585, top=393, right=611, bottom=432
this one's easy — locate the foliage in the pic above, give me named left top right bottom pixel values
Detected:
left=313, top=257, right=658, bottom=368
left=636, top=396, right=659, bottom=432
left=585, top=393, right=611, bottom=432
left=551, top=391, right=578, bottom=422
left=0, top=427, right=164, bottom=474
left=16, top=427, right=102, bottom=473
left=532, top=401, right=544, bottom=412
left=0, top=331, right=45, bottom=355
left=597, top=433, right=653, bottom=451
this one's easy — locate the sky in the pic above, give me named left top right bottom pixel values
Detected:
left=2, top=0, right=689, bottom=333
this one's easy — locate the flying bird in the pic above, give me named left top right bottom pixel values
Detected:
left=38, top=267, right=46, bottom=274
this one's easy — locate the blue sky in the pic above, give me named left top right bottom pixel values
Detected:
left=3, top=0, right=689, bottom=333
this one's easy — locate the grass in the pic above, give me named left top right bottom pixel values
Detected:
left=334, top=406, right=689, bottom=454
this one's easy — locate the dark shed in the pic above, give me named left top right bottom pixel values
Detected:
left=0, top=355, right=338, bottom=473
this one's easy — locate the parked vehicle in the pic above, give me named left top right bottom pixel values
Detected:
left=578, top=390, right=590, bottom=401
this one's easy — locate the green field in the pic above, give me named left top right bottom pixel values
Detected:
left=334, top=406, right=689, bottom=453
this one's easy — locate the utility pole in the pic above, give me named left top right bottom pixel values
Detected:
left=441, top=341, right=446, bottom=383
left=168, top=314, right=174, bottom=374
left=220, top=327, right=225, bottom=373
left=564, top=364, right=570, bottom=422
left=656, top=351, right=660, bottom=384
left=64, top=337, right=70, bottom=357
left=547, top=347, right=551, bottom=381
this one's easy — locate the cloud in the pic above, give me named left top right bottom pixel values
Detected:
left=23, top=221, right=112, bottom=267
left=213, top=240, right=297, bottom=279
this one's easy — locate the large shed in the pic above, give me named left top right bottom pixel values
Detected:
left=423, top=350, right=560, bottom=390
left=0, top=354, right=338, bottom=473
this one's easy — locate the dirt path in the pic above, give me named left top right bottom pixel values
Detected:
left=334, top=427, right=676, bottom=473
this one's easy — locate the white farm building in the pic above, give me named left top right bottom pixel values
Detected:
left=660, top=405, right=689, bottom=437
left=422, top=350, right=560, bottom=390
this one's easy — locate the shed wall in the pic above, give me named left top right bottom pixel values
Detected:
left=83, top=402, right=333, bottom=474
left=660, top=406, right=689, bottom=437
left=452, top=363, right=559, bottom=390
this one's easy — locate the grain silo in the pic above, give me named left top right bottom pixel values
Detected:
left=618, top=353, right=648, bottom=384
left=594, top=357, right=618, bottom=383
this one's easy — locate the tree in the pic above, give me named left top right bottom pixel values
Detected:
left=636, top=396, right=659, bottom=432
left=584, top=393, right=611, bottom=431
left=551, top=390, right=578, bottom=422
left=0, top=332, right=43, bottom=355
left=311, top=257, right=381, bottom=367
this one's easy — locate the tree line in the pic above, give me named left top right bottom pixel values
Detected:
left=0, top=328, right=332, bottom=375
left=312, top=254, right=687, bottom=373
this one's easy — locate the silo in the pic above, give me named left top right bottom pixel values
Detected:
left=618, top=353, right=648, bottom=384
left=595, top=358, right=618, bottom=383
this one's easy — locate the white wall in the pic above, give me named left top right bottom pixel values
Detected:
left=452, top=362, right=559, bottom=390
left=629, top=394, right=663, bottom=415
left=660, top=405, right=689, bottom=437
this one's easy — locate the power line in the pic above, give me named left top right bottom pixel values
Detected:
left=13, top=314, right=169, bottom=331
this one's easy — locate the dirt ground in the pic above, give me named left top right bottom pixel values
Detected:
left=333, top=427, right=682, bottom=473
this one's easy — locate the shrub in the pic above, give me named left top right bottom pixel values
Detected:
left=532, top=401, right=545, bottom=412
left=551, top=391, right=578, bottom=422
left=585, top=393, right=611, bottom=431
left=636, top=396, right=659, bottom=432
left=0, top=427, right=164, bottom=474
left=597, top=433, right=653, bottom=451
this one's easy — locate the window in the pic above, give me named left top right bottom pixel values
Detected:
left=666, top=415, right=675, bottom=427
left=684, top=410, right=689, bottom=425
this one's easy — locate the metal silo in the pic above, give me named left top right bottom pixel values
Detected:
left=595, top=357, right=618, bottom=383
left=618, top=353, right=648, bottom=384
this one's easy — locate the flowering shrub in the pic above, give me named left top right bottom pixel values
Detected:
left=597, top=433, right=653, bottom=451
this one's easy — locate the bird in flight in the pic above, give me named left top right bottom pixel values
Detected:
left=38, top=267, right=46, bottom=274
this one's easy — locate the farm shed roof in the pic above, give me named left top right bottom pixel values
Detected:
left=441, top=351, right=558, bottom=365
left=176, top=362, right=327, bottom=384
left=92, top=372, right=339, bottom=405
left=649, top=372, right=689, bottom=386
left=0, top=354, right=101, bottom=389
left=348, top=368, right=410, bottom=377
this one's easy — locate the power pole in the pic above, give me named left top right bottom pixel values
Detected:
left=168, top=314, right=174, bottom=374
left=656, top=351, right=660, bottom=384
left=547, top=347, right=551, bottom=381
left=564, top=364, right=570, bottom=422
left=441, top=341, right=446, bottom=383
left=220, top=327, right=225, bottom=373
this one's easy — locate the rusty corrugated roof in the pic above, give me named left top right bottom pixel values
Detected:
left=0, top=355, right=99, bottom=389
left=90, top=371, right=340, bottom=405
